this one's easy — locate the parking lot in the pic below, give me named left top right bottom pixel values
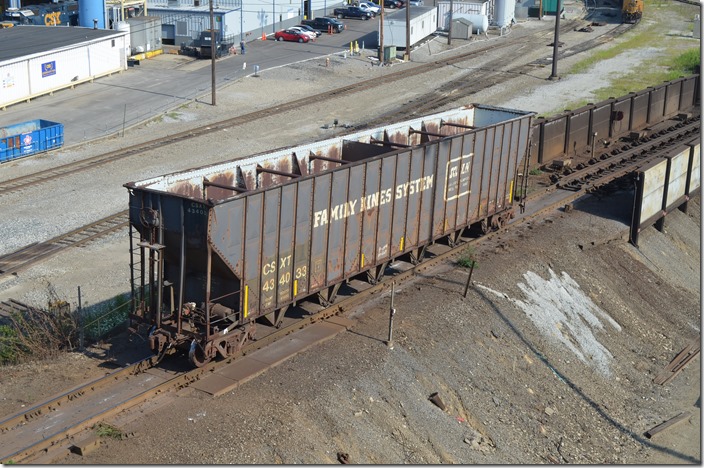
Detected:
left=0, top=12, right=384, bottom=146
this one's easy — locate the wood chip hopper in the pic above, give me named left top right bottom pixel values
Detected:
left=125, top=105, right=533, bottom=366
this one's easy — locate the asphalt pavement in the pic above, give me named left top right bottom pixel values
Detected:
left=0, top=17, right=381, bottom=147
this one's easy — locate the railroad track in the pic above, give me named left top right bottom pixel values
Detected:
left=0, top=18, right=595, bottom=199
left=1, top=109, right=698, bottom=463
left=555, top=117, right=701, bottom=191
left=0, top=112, right=697, bottom=282
left=0, top=19, right=640, bottom=276
left=0, top=211, right=128, bottom=279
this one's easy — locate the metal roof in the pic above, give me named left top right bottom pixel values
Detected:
left=0, top=25, right=125, bottom=63
left=384, top=5, right=437, bottom=21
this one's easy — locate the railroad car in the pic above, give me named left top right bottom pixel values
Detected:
left=125, top=105, right=533, bottom=366
left=622, top=0, right=643, bottom=24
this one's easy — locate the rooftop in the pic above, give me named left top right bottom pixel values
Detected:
left=0, top=25, right=125, bottom=63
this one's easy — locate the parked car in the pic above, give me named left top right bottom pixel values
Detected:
left=408, top=0, right=423, bottom=5
left=274, top=29, right=311, bottom=42
left=289, top=26, right=317, bottom=40
left=356, top=1, right=381, bottom=14
left=301, top=16, right=345, bottom=33
left=373, top=0, right=402, bottom=8
left=333, top=6, right=374, bottom=19
left=295, top=23, right=322, bottom=37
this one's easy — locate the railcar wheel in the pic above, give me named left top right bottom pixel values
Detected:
left=189, top=340, right=211, bottom=367
left=480, top=218, right=490, bottom=235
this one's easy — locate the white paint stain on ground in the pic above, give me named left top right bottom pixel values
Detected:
left=477, top=269, right=621, bottom=376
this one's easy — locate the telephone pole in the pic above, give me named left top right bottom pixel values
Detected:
left=379, top=0, right=385, bottom=62
left=548, top=0, right=561, bottom=80
left=210, top=0, right=216, bottom=105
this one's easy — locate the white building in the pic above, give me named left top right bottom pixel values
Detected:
left=0, top=26, right=128, bottom=109
left=145, top=0, right=345, bottom=46
left=382, top=6, right=437, bottom=48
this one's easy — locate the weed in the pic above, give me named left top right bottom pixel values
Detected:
left=529, top=168, right=543, bottom=176
left=95, top=423, right=123, bottom=439
left=457, top=246, right=478, bottom=269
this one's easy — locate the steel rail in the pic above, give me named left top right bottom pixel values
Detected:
left=0, top=211, right=128, bottom=279
left=556, top=120, right=700, bottom=191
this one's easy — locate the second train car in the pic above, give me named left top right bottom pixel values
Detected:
left=125, top=105, right=533, bottom=366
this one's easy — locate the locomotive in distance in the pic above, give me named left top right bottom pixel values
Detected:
left=125, top=105, right=533, bottom=367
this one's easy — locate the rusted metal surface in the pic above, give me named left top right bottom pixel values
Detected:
left=530, top=75, right=700, bottom=167
left=124, top=105, right=533, bottom=365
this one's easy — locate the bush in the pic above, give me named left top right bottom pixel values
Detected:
left=457, top=247, right=478, bottom=269
left=0, top=305, right=79, bottom=365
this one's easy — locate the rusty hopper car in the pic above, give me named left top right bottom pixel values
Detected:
left=125, top=105, right=533, bottom=366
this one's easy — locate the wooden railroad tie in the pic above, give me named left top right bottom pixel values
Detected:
left=645, top=412, right=692, bottom=439
left=653, top=336, right=701, bottom=386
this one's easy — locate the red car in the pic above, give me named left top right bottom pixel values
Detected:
left=274, top=29, right=310, bottom=43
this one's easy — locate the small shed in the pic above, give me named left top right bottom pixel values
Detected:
left=450, top=17, right=472, bottom=39
left=381, top=6, right=438, bottom=48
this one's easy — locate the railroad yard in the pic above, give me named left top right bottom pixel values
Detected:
left=0, top=0, right=701, bottom=464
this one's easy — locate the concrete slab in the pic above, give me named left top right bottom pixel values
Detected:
left=215, top=356, right=269, bottom=382
left=193, top=318, right=353, bottom=396
left=325, top=316, right=355, bottom=329
left=190, top=373, right=237, bottom=395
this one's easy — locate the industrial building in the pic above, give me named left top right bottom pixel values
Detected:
left=144, top=0, right=345, bottom=47
left=382, top=6, right=437, bottom=48
left=0, top=25, right=128, bottom=109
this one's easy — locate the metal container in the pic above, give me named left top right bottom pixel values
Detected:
left=0, top=119, right=64, bottom=163
left=125, top=105, right=533, bottom=364
left=78, top=0, right=106, bottom=28
left=493, top=0, right=515, bottom=26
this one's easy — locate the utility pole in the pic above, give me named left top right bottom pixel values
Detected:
left=210, top=0, right=216, bottom=105
left=548, top=0, right=561, bottom=80
left=379, top=0, right=385, bottom=63
left=404, top=0, right=410, bottom=60
left=447, top=0, right=453, bottom=45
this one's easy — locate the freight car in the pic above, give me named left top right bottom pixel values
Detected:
left=125, top=105, right=533, bottom=366
left=622, top=0, right=643, bottom=23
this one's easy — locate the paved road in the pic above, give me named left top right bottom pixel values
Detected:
left=0, top=18, right=381, bottom=147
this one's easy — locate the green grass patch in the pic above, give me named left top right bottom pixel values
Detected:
left=559, top=0, right=700, bottom=112
left=95, top=423, right=124, bottom=439
left=529, top=168, right=543, bottom=176
left=457, top=246, right=478, bottom=269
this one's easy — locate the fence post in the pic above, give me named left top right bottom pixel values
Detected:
left=463, top=261, right=476, bottom=298
left=386, top=282, right=396, bottom=348
left=78, top=286, right=84, bottom=350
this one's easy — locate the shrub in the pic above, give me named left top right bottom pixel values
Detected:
left=457, top=247, right=478, bottom=269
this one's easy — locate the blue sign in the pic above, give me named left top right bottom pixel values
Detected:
left=41, top=61, right=56, bottom=78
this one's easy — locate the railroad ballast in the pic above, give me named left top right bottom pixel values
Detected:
left=125, top=104, right=533, bottom=367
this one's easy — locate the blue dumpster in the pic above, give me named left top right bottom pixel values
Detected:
left=0, top=119, right=64, bottom=163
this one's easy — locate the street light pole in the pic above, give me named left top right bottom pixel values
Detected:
left=404, top=0, right=410, bottom=60
left=210, top=0, right=216, bottom=105
left=447, top=0, right=453, bottom=45
left=379, top=0, right=385, bottom=62
left=548, top=0, right=561, bottom=80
